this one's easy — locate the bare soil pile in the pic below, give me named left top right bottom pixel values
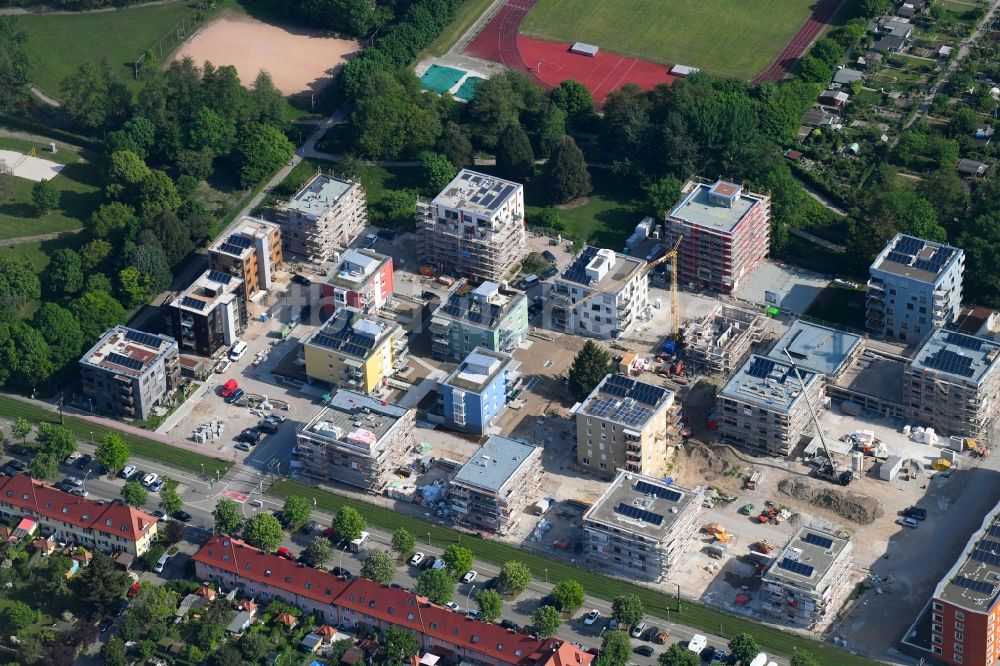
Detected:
left=778, top=478, right=883, bottom=524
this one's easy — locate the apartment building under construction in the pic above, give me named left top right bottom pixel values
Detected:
left=904, top=328, right=1000, bottom=439
left=275, top=173, right=368, bottom=263
left=416, top=170, right=526, bottom=283
left=449, top=435, right=542, bottom=534
left=683, top=303, right=765, bottom=375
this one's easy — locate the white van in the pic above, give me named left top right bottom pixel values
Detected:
left=153, top=553, right=169, bottom=574
left=349, top=531, right=371, bottom=552
left=687, top=634, right=707, bottom=654
left=748, top=654, right=768, bottom=666
left=229, top=340, right=248, bottom=361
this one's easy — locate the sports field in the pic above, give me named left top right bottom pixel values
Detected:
left=519, top=0, right=816, bottom=79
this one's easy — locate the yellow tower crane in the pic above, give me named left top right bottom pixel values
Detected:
left=569, top=235, right=684, bottom=336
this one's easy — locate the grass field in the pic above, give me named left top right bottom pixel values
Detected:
left=15, top=1, right=197, bottom=95
left=270, top=480, right=879, bottom=666
left=520, top=0, right=816, bottom=79
left=0, top=395, right=233, bottom=477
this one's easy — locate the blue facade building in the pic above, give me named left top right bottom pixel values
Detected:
left=439, top=348, right=519, bottom=435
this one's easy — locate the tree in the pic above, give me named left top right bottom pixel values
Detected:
left=304, top=538, right=334, bottom=567
left=45, top=248, right=83, bottom=296
left=416, top=568, right=455, bottom=605
left=189, top=106, right=236, bottom=156
left=657, top=644, right=700, bottom=666
left=0, top=17, right=29, bottom=111
left=437, top=121, right=473, bottom=168
left=164, top=519, right=186, bottom=545
left=550, top=80, right=595, bottom=128
left=496, top=122, right=535, bottom=180
left=71, top=618, right=99, bottom=648
left=69, top=290, right=127, bottom=343
left=29, top=451, right=58, bottom=480
left=31, top=180, right=59, bottom=214
left=282, top=495, right=312, bottom=531
left=121, top=481, right=148, bottom=508
left=107, top=150, right=150, bottom=200
left=213, top=498, right=244, bottom=535
left=643, top=176, right=683, bottom=217
left=789, top=650, right=821, bottom=666
left=728, top=633, right=761, bottom=665
left=235, top=122, right=294, bottom=188
left=36, top=423, right=75, bottom=459
left=551, top=579, right=585, bottom=613
left=176, top=148, right=214, bottom=181
left=159, top=481, right=182, bottom=515
left=136, top=169, right=181, bottom=219
left=532, top=605, right=561, bottom=638
left=117, top=266, right=153, bottom=309
left=391, top=527, right=416, bottom=559
left=611, top=594, right=644, bottom=628
left=89, top=202, right=134, bottom=241
left=361, top=549, right=396, bottom=584
left=950, top=104, right=978, bottom=137
left=0, top=320, right=52, bottom=389
left=420, top=151, right=457, bottom=194
left=95, top=433, right=129, bottom=475
left=601, top=630, right=632, bottom=666
left=0, top=254, right=41, bottom=310
left=442, top=544, right=475, bottom=578
left=101, top=635, right=127, bottom=666
left=544, top=136, right=591, bottom=203
left=384, top=626, right=420, bottom=664
left=5, top=601, right=37, bottom=631
left=497, top=560, right=532, bottom=596
left=537, top=104, right=567, bottom=155
left=129, top=584, right=179, bottom=625
left=12, top=417, right=31, bottom=443
left=122, top=243, right=172, bottom=294
left=568, top=341, right=612, bottom=401
left=250, top=71, right=287, bottom=128
left=475, top=588, right=503, bottom=622
left=32, top=303, right=84, bottom=366
left=242, top=513, right=284, bottom=551
left=333, top=506, right=365, bottom=541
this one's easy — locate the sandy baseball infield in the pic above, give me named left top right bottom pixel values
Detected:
left=171, top=13, right=360, bottom=96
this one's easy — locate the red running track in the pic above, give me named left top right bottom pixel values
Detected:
left=464, top=0, right=675, bottom=103
left=753, top=0, right=843, bottom=83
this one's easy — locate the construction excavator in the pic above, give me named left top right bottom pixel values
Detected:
left=569, top=235, right=684, bottom=337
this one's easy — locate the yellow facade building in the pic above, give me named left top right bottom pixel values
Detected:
left=302, top=308, right=407, bottom=395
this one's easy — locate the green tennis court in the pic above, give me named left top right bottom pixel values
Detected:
left=420, top=65, right=465, bottom=93
left=455, top=76, right=483, bottom=101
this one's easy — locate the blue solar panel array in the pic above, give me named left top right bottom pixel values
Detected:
left=310, top=315, right=380, bottom=357
left=989, top=523, right=1000, bottom=538
left=634, top=480, right=682, bottom=502
left=895, top=236, right=923, bottom=255
left=971, top=546, right=1000, bottom=567
left=802, top=533, right=834, bottom=549
left=207, top=270, right=234, bottom=285
left=953, top=575, right=996, bottom=595
left=923, top=349, right=975, bottom=378
left=124, top=330, right=164, bottom=349
left=561, top=246, right=599, bottom=286
left=615, top=503, right=663, bottom=525
left=225, top=234, right=253, bottom=250
left=777, top=557, right=814, bottom=577
left=944, top=332, right=984, bottom=351
left=181, top=296, right=206, bottom=311
left=746, top=357, right=776, bottom=379
left=601, top=374, right=667, bottom=406
left=439, top=293, right=502, bottom=327
left=884, top=236, right=956, bottom=275
left=106, top=352, right=144, bottom=372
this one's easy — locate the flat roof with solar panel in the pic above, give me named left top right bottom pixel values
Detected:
left=870, top=233, right=963, bottom=284
left=80, top=325, right=177, bottom=377
left=558, top=245, right=645, bottom=290
left=442, top=347, right=518, bottom=393
left=431, top=279, right=526, bottom=331
left=762, top=526, right=851, bottom=590
left=575, top=374, right=674, bottom=431
left=208, top=216, right=279, bottom=258
left=720, top=354, right=820, bottom=414
left=908, top=328, right=1000, bottom=386
left=169, top=269, right=244, bottom=315
left=936, top=509, right=1000, bottom=612
left=284, top=173, right=358, bottom=218
left=430, top=169, right=522, bottom=217
left=304, top=308, right=400, bottom=361
left=582, top=470, right=700, bottom=540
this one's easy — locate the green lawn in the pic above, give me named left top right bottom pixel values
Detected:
left=0, top=395, right=233, bottom=477
left=270, top=480, right=879, bottom=666
left=0, top=136, right=102, bottom=241
left=423, top=0, right=497, bottom=56
left=15, top=1, right=198, bottom=95
left=520, top=0, right=816, bottom=79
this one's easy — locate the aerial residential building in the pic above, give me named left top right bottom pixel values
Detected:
left=866, top=233, right=964, bottom=342
left=302, top=308, right=407, bottom=395
left=207, top=215, right=282, bottom=304
left=194, top=535, right=594, bottom=666
left=717, top=355, right=823, bottom=456
left=550, top=247, right=648, bottom=339
left=295, top=389, right=415, bottom=490
left=0, top=473, right=158, bottom=557
left=759, top=527, right=854, bottom=627
left=766, top=320, right=864, bottom=381
left=321, top=249, right=394, bottom=319
left=79, top=326, right=179, bottom=420
left=684, top=303, right=765, bottom=376
left=665, top=179, right=771, bottom=294
left=571, top=374, right=682, bottom=478
left=438, top=348, right=520, bottom=435
left=582, top=471, right=703, bottom=583
left=166, top=269, right=248, bottom=357
left=416, top=170, right=526, bottom=283
left=449, top=435, right=542, bottom=534
left=275, top=173, right=368, bottom=262
left=430, top=279, right=529, bottom=361
left=904, top=329, right=1000, bottom=439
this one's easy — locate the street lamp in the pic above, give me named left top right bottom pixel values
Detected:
left=544, top=568, right=548, bottom=584
left=427, top=532, right=431, bottom=547
left=466, top=585, right=476, bottom=610
left=200, top=463, right=205, bottom=476
left=89, top=432, right=94, bottom=447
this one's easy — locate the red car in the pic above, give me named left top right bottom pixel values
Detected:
left=220, top=379, right=238, bottom=397
left=276, top=547, right=295, bottom=561
left=127, top=583, right=140, bottom=598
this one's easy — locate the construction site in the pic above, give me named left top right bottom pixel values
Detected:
left=683, top=303, right=766, bottom=376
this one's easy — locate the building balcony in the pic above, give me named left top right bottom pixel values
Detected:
left=624, top=463, right=641, bottom=473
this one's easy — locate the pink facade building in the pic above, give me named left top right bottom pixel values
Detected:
left=321, top=249, right=394, bottom=319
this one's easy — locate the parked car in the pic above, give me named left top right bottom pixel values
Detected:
left=431, top=559, right=445, bottom=570
left=225, top=388, right=245, bottom=404
left=539, top=266, right=558, bottom=281
left=276, top=547, right=295, bottom=561
left=75, top=454, right=92, bottom=470
left=219, top=378, right=238, bottom=397
left=235, top=442, right=252, bottom=452
left=69, top=487, right=89, bottom=498
left=710, top=650, right=728, bottom=663
left=445, top=602, right=461, bottom=612
left=330, top=567, right=352, bottom=578
left=500, top=619, right=520, bottom=632
left=258, top=420, right=279, bottom=434
left=634, top=646, right=654, bottom=657
left=63, top=476, right=83, bottom=487
left=148, top=479, right=165, bottom=492
left=98, top=617, right=114, bottom=633
left=541, top=250, right=557, bottom=263
left=114, top=599, right=129, bottom=617
left=213, top=358, right=231, bottom=374
left=5, top=459, right=26, bottom=472
left=584, top=610, right=600, bottom=626
left=642, top=626, right=661, bottom=641
left=292, top=274, right=311, bottom=286
left=652, top=631, right=669, bottom=645
left=630, top=622, right=647, bottom=638
left=899, top=517, right=919, bottom=528
left=152, top=510, right=166, bottom=521
left=172, top=510, right=192, bottom=522
left=265, top=413, right=286, bottom=423
left=64, top=452, right=82, bottom=466
left=239, top=429, right=263, bottom=444
left=127, top=583, right=140, bottom=598
left=461, top=570, right=478, bottom=584
left=421, top=557, right=437, bottom=570
left=298, top=553, right=317, bottom=567
left=141, top=473, right=158, bottom=488
left=902, top=506, right=927, bottom=520
left=8, top=444, right=29, bottom=456
left=119, top=464, right=137, bottom=480
left=409, top=552, right=425, bottom=566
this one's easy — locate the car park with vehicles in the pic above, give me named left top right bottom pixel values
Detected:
left=148, top=478, right=165, bottom=492
left=64, top=452, right=82, bottom=466
left=75, top=454, right=92, bottom=470
left=141, top=473, right=158, bottom=487
left=119, top=465, right=137, bottom=480
left=173, top=511, right=192, bottom=522
left=584, top=609, right=600, bottom=626
left=634, top=646, right=654, bottom=657
left=630, top=622, right=646, bottom=638
left=225, top=387, right=245, bottom=404
left=461, top=570, right=477, bottom=584
left=409, top=552, right=424, bottom=566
